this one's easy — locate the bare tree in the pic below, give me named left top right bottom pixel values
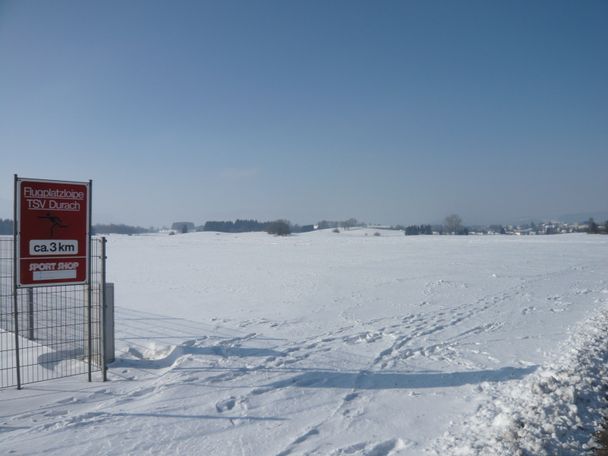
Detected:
left=342, top=218, right=358, bottom=230
left=587, top=218, right=599, bottom=234
left=444, top=214, right=463, bottom=234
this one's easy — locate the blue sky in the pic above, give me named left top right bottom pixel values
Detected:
left=0, top=0, right=606, bottom=226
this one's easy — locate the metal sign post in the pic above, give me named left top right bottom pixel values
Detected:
left=12, top=175, right=21, bottom=389
left=87, top=180, right=92, bottom=382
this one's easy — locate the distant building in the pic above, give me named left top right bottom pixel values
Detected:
left=171, top=222, right=195, bottom=233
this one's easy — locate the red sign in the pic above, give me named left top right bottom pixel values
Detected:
left=16, top=178, right=90, bottom=287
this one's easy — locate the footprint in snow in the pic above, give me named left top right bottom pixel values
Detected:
left=43, top=410, right=68, bottom=417
left=333, top=438, right=410, bottom=456
left=215, top=397, right=236, bottom=413
left=344, top=392, right=358, bottom=402
left=55, top=397, right=78, bottom=404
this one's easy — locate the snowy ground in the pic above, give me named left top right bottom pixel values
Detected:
left=1, top=230, right=608, bottom=455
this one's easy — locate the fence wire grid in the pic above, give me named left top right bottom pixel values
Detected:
left=0, top=236, right=105, bottom=388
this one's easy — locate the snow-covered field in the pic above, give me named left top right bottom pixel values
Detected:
left=1, top=230, right=608, bottom=455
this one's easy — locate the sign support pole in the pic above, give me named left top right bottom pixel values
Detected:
left=87, top=180, right=93, bottom=382
left=12, top=174, right=22, bottom=389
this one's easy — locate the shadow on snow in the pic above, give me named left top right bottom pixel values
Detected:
left=108, top=412, right=285, bottom=421
left=263, top=365, right=538, bottom=390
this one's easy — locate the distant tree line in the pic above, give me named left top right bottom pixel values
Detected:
left=0, top=219, right=13, bottom=235
left=3, top=219, right=150, bottom=236
left=317, top=218, right=361, bottom=230
left=404, top=224, right=433, bottom=235
left=5, top=213, right=605, bottom=238
left=93, top=224, right=151, bottom=235
left=201, top=219, right=315, bottom=235
left=202, top=219, right=270, bottom=233
left=402, top=215, right=470, bottom=236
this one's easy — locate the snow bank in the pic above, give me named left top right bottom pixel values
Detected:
left=432, top=302, right=608, bottom=455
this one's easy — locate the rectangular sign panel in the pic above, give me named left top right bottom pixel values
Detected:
left=16, top=177, right=90, bottom=287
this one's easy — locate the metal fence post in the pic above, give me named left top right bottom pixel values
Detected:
left=101, top=237, right=108, bottom=381
left=103, top=283, right=115, bottom=362
left=27, top=288, right=34, bottom=341
left=12, top=283, right=20, bottom=390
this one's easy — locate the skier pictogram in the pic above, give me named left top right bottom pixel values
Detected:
left=38, top=212, right=68, bottom=237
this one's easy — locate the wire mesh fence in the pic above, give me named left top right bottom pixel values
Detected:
left=0, top=236, right=105, bottom=388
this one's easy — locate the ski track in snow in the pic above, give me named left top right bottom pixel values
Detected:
left=1, top=231, right=608, bottom=455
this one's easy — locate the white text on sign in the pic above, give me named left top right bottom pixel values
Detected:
left=28, top=262, right=80, bottom=272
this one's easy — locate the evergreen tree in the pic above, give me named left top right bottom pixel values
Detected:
left=404, top=225, right=419, bottom=235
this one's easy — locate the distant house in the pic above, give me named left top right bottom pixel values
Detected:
left=171, top=222, right=195, bottom=233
